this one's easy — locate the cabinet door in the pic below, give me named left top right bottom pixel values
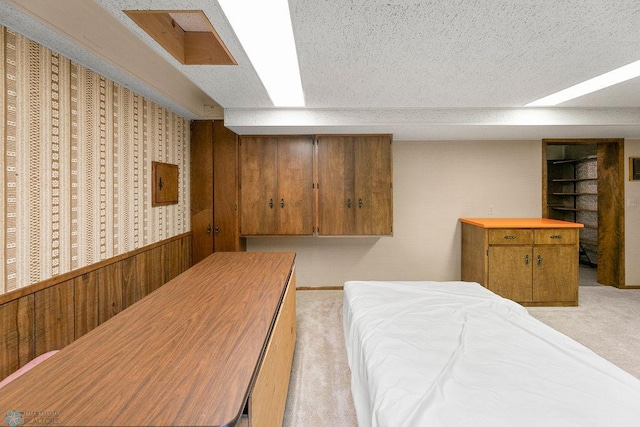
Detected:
left=488, top=246, right=533, bottom=302
left=317, top=135, right=393, bottom=236
left=276, top=136, right=314, bottom=235
left=317, top=136, right=356, bottom=235
left=213, top=122, right=245, bottom=251
left=190, top=121, right=214, bottom=264
left=533, top=245, right=578, bottom=303
left=354, top=135, right=393, bottom=235
left=240, top=137, right=278, bottom=235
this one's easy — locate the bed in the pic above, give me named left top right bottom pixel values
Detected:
left=343, top=280, right=640, bottom=427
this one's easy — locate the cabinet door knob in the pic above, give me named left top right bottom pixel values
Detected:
left=358, top=198, right=363, bottom=208
left=537, top=255, right=542, bottom=265
left=280, top=198, right=285, bottom=208
left=347, top=198, right=352, bottom=208
left=269, top=198, right=274, bottom=209
left=525, top=254, right=529, bottom=265
left=206, top=224, right=212, bottom=234
left=214, top=225, right=220, bottom=234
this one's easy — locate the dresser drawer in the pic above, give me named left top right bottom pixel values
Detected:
left=488, top=229, right=533, bottom=245
left=534, top=229, right=577, bottom=245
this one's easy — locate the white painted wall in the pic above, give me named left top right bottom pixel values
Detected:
left=248, top=140, right=543, bottom=286
left=625, top=139, right=640, bottom=286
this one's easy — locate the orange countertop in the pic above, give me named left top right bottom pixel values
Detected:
left=459, top=218, right=584, bottom=229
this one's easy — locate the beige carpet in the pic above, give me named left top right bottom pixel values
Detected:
left=284, top=279, right=640, bottom=426
left=283, top=290, right=357, bottom=426
left=527, top=285, right=640, bottom=379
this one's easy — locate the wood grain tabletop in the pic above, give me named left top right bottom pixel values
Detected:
left=0, top=252, right=296, bottom=426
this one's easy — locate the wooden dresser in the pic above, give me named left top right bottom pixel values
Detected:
left=0, top=252, right=296, bottom=426
left=461, top=218, right=583, bottom=306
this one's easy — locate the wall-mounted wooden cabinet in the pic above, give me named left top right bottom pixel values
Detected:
left=316, top=135, right=393, bottom=235
left=239, top=136, right=314, bottom=236
left=237, top=134, right=393, bottom=237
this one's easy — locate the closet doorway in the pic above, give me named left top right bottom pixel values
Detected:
left=542, top=139, right=625, bottom=288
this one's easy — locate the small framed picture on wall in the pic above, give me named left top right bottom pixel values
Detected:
left=631, top=157, right=640, bottom=181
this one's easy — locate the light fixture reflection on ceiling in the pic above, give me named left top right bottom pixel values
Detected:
left=217, top=0, right=305, bottom=107
left=526, top=59, right=640, bottom=107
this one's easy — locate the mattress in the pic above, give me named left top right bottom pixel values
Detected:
left=343, top=280, right=640, bottom=427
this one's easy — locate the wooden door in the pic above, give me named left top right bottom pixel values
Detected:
left=488, top=246, right=533, bottom=302
left=317, top=136, right=356, bottom=235
left=354, top=135, right=393, bottom=235
left=597, top=141, right=625, bottom=287
left=533, top=245, right=578, bottom=303
left=542, top=138, right=625, bottom=287
left=190, top=121, right=214, bottom=264
left=213, top=122, right=245, bottom=251
left=240, top=137, right=279, bottom=235
left=276, top=136, right=314, bottom=235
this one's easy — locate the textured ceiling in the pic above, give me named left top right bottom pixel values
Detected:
left=2, top=0, right=640, bottom=140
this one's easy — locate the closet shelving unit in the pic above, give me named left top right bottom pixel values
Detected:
left=547, top=155, right=597, bottom=267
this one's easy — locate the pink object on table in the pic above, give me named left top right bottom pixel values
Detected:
left=0, top=351, right=59, bottom=389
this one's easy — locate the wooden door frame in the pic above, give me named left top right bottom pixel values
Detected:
left=542, top=138, right=625, bottom=288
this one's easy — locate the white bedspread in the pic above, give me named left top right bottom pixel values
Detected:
left=343, top=280, right=640, bottom=427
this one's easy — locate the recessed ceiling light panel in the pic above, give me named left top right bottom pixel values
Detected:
left=217, top=0, right=305, bottom=107
left=526, top=59, right=640, bottom=107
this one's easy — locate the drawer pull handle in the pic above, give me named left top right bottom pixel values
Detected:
left=525, top=254, right=529, bottom=265
left=550, top=235, right=562, bottom=239
left=504, top=235, right=516, bottom=240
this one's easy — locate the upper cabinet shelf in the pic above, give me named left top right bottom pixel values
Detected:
left=552, top=178, right=596, bottom=182
left=551, top=155, right=597, bottom=165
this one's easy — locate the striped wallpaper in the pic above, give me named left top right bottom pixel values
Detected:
left=0, top=26, right=190, bottom=295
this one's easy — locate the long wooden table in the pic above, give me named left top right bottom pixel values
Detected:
left=0, top=252, right=296, bottom=426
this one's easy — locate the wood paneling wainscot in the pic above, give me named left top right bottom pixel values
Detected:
left=0, top=296, right=35, bottom=378
left=0, top=233, right=191, bottom=381
left=35, top=280, right=75, bottom=355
